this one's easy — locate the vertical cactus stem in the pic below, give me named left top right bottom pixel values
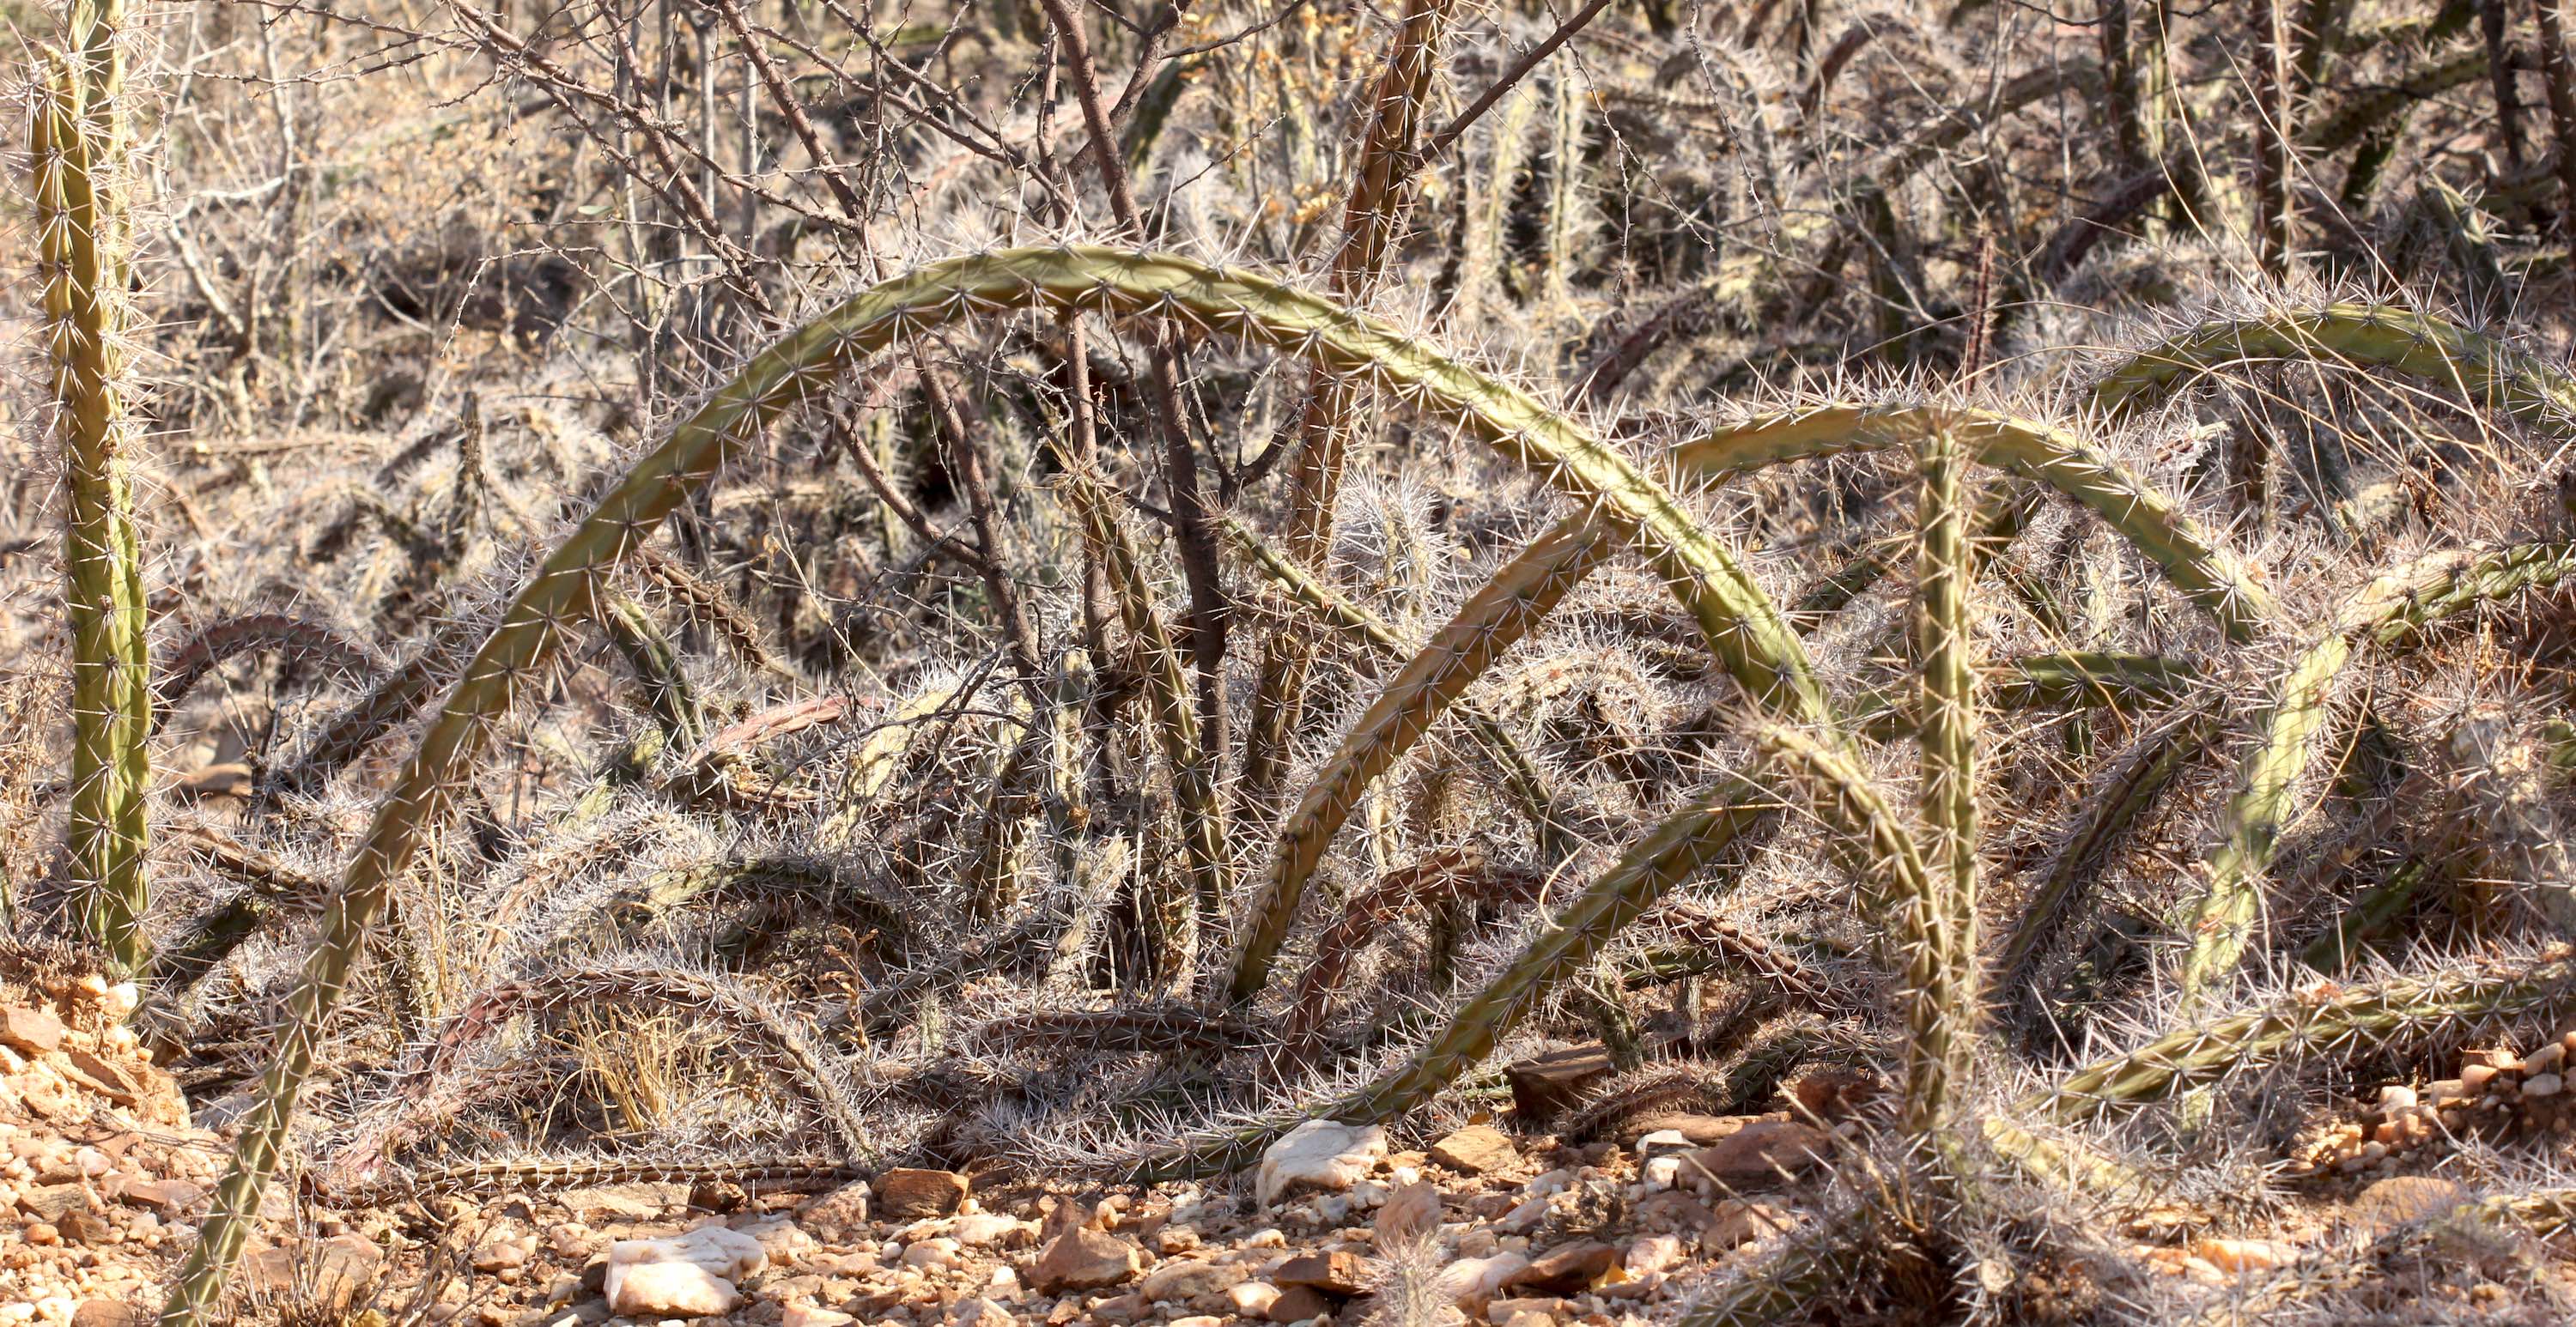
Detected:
left=1912, top=427, right=1979, bottom=1138
left=1243, top=0, right=1456, bottom=809
left=1058, top=467, right=1221, bottom=978
left=2535, top=0, right=2576, bottom=227
left=2179, top=543, right=2576, bottom=1000
left=1748, top=723, right=1944, bottom=1129
left=2251, top=0, right=2294, bottom=280
left=38, top=45, right=151, bottom=979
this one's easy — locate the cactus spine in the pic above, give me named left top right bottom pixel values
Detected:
left=40, top=0, right=150, bottom=978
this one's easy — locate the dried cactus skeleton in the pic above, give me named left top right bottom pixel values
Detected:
left=3, top=1, right=2576, bottom=1323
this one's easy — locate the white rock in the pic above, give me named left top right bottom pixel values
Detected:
left=902, top=1236, right=963, bottom=1269
left=1257, top=1119, right=1388, bottom=1207
left=1230, top=1282, right=1282, bottom=1315
left=953, top=1211, right=1036, bottom=1249
left=605, top=1261, right=737, bottom=1318
left=1635, top=1130, right=1692, bottom=1157
left=602, top=1226, right=767, bottom=1319
left=1642, top=1156, right=1682, bottom=1191
left=1522, top=1168, right=1573, bottom=1197
left=1497, top=1196, right=1552, bottom=1233
left=1310, top=1194, right=1353, bottom=1225
left=1348, top=1179, right=1391, bottom=1209
left=2523, top=1073, right=2565, bottom=1098
left=781, top=1306, right=856, bottom=1327
left=1626, top=1234, right=1686, bottom=1277
left=2377, top=1084, right=2418, bottom=1114
left=1444, top=1252, right=1529, bottom=1315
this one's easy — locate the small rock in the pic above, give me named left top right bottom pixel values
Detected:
left=1029, top=1227, right=1139, bottom=1292
left=1705, top=1199, right=1798, bottom=1250
left=1632, top=1129, right=1695, bottom=1157
left=781, top=1306, right=854, bottom=1327
left=1375, top=1179, right=1443, bottom=1245
left=70, top=1303, right=144, bottom=1327
left=1641, top=1157, right=1681, bottom=1191
left=1680, top=1120, right=1832, bottom=1187
left=902, top=1236, right=963, bottom=1269
left=1625, top=1234, right=1685, bottom=1278
left=1256, top=1119, right=1388, bottom=1207
left=1274, top=1250, right=1369, bottom=1296
left=2191, top=1237, right=2295, bottom=1275
left=1488, top=1300, right=1570, bottom=1327
left=1264, top=1285, right=1334, bottom=1324
left=953, top=1211, right=1036, bottom=1249
left=21, top=1184, right=95, bottom=1221
left=0, top=1008, right=64, bottom=1056
left=947, top=1298, right=1013, bottom=1327
left=1497, top=1196, right=1552, bottom=1234
left=62, top=1051, right=143, bottom=1106
left=2523, top=1072, right=2565, bottom=1099
left=1428, top=1124, right=1520, bottom=1176
left=799, top=1179, right=872, bottom=1234
left=1447, top=1253, right=1529, bottom=1315
left=115, top=1179, right=203, bottom=1215
left=1139, top=1257, right=1243, bottom=1303
left=1170, top=1317, right=1224, bottom=1327
left=605, top=1260, right=737, bottom=1318
left=1507, top=1240, right=1619, bottom=1294
left=875, top=1168, right=969, bottom=1219
left=1230, top=1282, right=1282, bottom=1316
left=1619, top=1115, right=1752, bottom=1148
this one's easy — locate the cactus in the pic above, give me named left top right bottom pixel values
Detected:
left=38, top=8, right=150, bottom=978
left=2092, top=304, right=2576, bottom=437
left=2181, top=542, right=2576, bottom=997
left=1910, top=426, right=1980, bottom=1136
left=2032, top=947, right=2576, bottom=1124
left=1057, top=464, right=1222, bottom=977
left=1242, top=0, right=1455, bottom=807
left=164, top=245, right=1852, bottom=1319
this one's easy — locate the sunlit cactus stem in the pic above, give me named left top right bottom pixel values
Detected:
left=1911, top=427, right=1979, bottom=1137
left=38, top=29, right=151, bottom=979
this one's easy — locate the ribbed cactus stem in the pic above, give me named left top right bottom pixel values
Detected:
left=2092, top=303, right=2576, bottom=438
left=38, top=33, right=150, bottom=979
left=2036, top=948, right=2576, bottom=1124
left=2181, top=543, right=2576, bottom=998
left=1243, top=0, right=1455, bottom=805
left=1059, top=467, right=1222, bottom=979
left=1911, top=427, right=1980, bottom=1136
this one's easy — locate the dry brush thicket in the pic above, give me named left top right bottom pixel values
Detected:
left=9, top=0, right=2576, bottom=1321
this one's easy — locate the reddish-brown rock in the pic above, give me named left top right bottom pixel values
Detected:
left=1507, top=1240, right=1619, bottom=1294
left=873, top=1167, right=968, bottom=1219
left=1680, top=1119, right=1831, bottom=1186
left=1029, top=1227, right=1139, bottom=1293
left=1273, top=1250, right=1370, bottom=1296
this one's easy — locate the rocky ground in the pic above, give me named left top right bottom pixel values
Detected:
left=4, top=956, right=2574, bottom=1327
